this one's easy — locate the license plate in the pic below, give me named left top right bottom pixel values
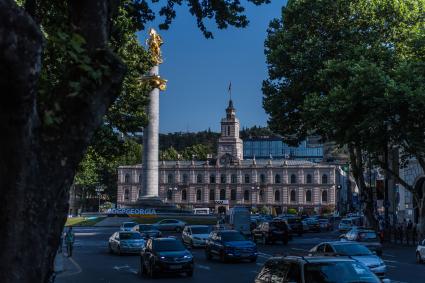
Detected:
left=169, top=265, right=182, bottom=270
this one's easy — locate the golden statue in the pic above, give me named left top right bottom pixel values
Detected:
left=147, top=28, right=164, bottom=65
left=141, top=28, right=167, bottom=91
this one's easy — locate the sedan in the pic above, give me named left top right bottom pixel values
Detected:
left=132, top=224, right=162, bottom=239
left=108, top=231, right=146, bottom=255
left=153, top=219, right=186, bottom=232
left=416, top=238, right=425, bottom=263
left=140, top=238, right=194, bottom=278
left=120, top=221, right=137, bottom=232
left=309, top=241, right=387, bottom=279
left=182, top=225, right=210, bottom=247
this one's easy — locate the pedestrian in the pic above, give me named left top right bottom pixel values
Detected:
left=406, top=220, right=413, bottom=245
left=65, top=227, right=75, bottom=257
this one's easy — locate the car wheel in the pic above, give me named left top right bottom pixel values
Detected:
left=187, top=270, right=194, bottom=277
left=205, top=248, right=212, bottom=260
left=149, top=262, right=157, bottom=278
left=220, top=251, right=227, bottom=263
left=416, top=252, right=423, bottom=264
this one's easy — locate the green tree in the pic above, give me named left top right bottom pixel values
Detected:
left=263, top=0, right=425, bottom=227
left=0, top=1, right=270, bottom=282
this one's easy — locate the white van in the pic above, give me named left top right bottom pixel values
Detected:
left=229, top=207, right=251, bottom=236
left=193, top=208, right=210, bottom=215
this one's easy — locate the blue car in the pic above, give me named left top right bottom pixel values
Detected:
left=205, top=230, right=257, bottom=262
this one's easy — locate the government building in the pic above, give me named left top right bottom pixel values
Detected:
left=117, top=100, right=337, bottom=214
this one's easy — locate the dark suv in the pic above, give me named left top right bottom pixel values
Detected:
left=252, top=220, right=290, bottom=245
left=205, top=230, right=257, bottom=262
left=255, top=255, right=384, bottom=283
left=139, top=238, right=194, bottom=278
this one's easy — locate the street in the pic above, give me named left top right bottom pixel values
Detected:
left=56, top=227, right=424, bottom=283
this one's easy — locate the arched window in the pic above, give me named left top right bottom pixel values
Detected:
left=244, top=174, right=250, bottom=183
left=231, top=174, right=237, bottom=184
left=167, top=173, right=174, bottom=184
left=209, top=189, right=215, bottom=201
left=220, top=189, right=226, bottom=200
left=196, top=189, right=202, bottom=202
left=124, top=174, right=130, bottom=183
left=139, top=174, right=142, bottom=183
left=230, top=189, right=236, bottom=200
left=167, top=189, right=173, bottom=200
left=244, top=190, right=250, bottom=201
left=182, top=189, right=187, bottom=201
left=275, top=174, right=281, bottom=184
left=322, top=174, right=328, bottom=184
left=124, top=189, right=129, bottom=200
left=290, top=190, right=296, bottom=202
left=220, top=174, right=226, bottom=184
left=275, top=190, right=280, bottom=202
left=306, top=174, right=312, bottom=184
left=290, top=174, right=297, bottom=184
left=210, top=174, right=216, bottom=184
left=259, top=190, right=264, bottom=202
left=260, top=174, right=266, bottom=184
left=182, top=174, right=189, bottom=184
left=197, top=174, right=203, bottom=184
left=322, top=190, right=328, bottom=203
left=306, top=190, right=312, bottom=202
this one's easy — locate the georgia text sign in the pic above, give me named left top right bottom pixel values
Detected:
left=107, top=208, right=157, bottom=215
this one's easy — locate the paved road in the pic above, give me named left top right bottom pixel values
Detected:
left=56, top=227, right=424, bottom=283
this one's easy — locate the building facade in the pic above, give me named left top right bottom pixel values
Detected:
left=117, top=100, right=337, bottom=214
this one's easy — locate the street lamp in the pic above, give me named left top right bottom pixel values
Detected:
left=95, top=185, right=105, bottom=213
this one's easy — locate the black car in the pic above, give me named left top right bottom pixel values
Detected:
left=139, top=238, right=194, bottom=278
left=132, top=224, right=162, bottom=239
left=205, top=230, right=257, bottom=262
left=255, top=255, right=384, bottom=283
left=286, top=217, right=304, bottom=236
left=252, top=220, right=290, bottom=245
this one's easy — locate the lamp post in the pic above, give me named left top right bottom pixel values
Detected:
left=95, top=185, right=105, bottom=213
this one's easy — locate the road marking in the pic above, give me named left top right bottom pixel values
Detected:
left=57, top=256, right=83, bottom=278
left=129, top=268, right=138, bottom=274
left=291, top=248, right=308, bottom=252
left=383, top=259, right=398, bottom=263
left=113, top=265, right=130, bottom=270
left=196, top=264, right=211, bottom=270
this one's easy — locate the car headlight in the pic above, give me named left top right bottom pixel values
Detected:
left=160, top=256, right=165, bottom=260
left=183, top=255, right=192, bottom=259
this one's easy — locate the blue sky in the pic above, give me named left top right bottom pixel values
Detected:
left=138, top=1, right=285, bottom=133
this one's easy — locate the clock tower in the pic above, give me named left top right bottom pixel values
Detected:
left=217, top=99, right=243, bottom=163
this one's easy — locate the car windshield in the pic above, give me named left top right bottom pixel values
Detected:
left=120, top=232, right=142, bottom=240
left=304, top=261, right=380, bottom=283
left=221, top=232, right=246, bottom=242
left=123, top=222, right=136, bottom=228
left=270, top=222, right=287, bottom=229
left=191, top=227, right=209, bottom=234
left=153, top=240, right=185, bottom=252
left=139, top=224, right=156, bottom=231
left=358, top=232, right=377, bottom=240
left=333, top=244, right=373, bottom=256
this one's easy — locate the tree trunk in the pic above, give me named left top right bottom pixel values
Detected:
left=348, top=143, right=377, bottom=228
left=0, top=1, right=125, bottom=282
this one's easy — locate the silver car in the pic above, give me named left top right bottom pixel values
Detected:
left=310, top=241, right=386, bottom=279
left=153, top=219, right=186, bottom=232
left=108, top=231, right=146, bottom=254
left=120, top=221, right=137, bottom=232
left=182, top=225, right=211, bottom=247
left=416, top=238, right=425, bottom=263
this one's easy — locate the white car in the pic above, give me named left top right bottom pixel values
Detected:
left=182, top=225, right=211, bottom=247
left=338, top=218, right=355, bottom=232
left=120, top=221, right=137, bottom=231
left=416, top=239, right=425, bottom=263
left=108, top=231, right=146, bottom=254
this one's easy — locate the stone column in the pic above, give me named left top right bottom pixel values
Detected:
left=142, top=66, right=160, bottom=198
